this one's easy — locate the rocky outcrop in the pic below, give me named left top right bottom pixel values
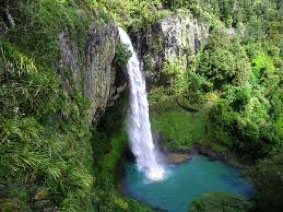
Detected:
left=59, top=24, right=127, bottom=124
left=134, top=12, right=210, bottom=87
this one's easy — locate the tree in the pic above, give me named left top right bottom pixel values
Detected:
left=197, top=29, right=250, bottom=89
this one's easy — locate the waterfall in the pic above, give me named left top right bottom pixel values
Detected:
left=118, top=27, right=165, bottom=181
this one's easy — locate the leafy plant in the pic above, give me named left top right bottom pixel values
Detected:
left=250, top=154, right=283, bottom=212
left=114, top=43, right=132, bottom=68
left=160, top=59, right=187, bottom=94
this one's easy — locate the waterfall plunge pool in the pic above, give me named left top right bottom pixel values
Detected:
left=122, top=155, right=254, bottom=212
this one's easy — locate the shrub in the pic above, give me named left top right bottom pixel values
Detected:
left=197, top=30, right=250, bottom=88
left=250, top=154, right=283, bottom=212
left=114, top=43, right=132, bottom=68
left=160, top=59, right=186, bottom=94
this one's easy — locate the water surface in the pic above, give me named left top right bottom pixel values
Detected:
left=123, top=155, right=254, bottom=212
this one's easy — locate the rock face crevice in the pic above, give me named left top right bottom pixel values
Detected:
left=59, top=24, right=127, bottom=124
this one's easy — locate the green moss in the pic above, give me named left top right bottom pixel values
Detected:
left=0, top=187, right=31, bottom=212
left=152, top=109, right=207, bottom=150
left=94, top=130, right=128, bottom=178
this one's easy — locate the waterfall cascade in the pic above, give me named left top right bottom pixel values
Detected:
left=118, top=27, right=165, bottom=181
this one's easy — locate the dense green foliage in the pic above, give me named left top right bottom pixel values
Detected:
left=152, top=5, right=282, bottom=160
left=189, top=192, right=252, bottom=212
left=203, top=36, right=282, bottom=159
left=197, top=29, right=250, bottom=88
left=0, top=0, right=282, bottom=212
left=0, top=41, right=94, bottom=212
left=250, top=153, right=283, bottom=212
left=148, top=1, right=282, bottom=211
left=159, top=59, right=187, bottom=94
left=0, top=1, right=94, bottom=211
left=88, top=0, right=171, bottom=29
left=2, top=0, right=93, bottom=67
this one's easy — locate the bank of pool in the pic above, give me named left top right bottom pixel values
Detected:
left=123, top=155, right=254, bottom=212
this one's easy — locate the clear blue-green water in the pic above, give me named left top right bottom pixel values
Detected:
left=123, top=155, right=254, bottom=212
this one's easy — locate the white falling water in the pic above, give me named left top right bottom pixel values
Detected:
left=118, top=27, right=165, bottom=181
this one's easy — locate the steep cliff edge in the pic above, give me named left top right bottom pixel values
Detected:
left=57, top=11, right=210, bottom=122
left=1, top=1, right=128, bottom=125
left=132, top=12, right=210, bottom=87
left=0, top=2, right=129, bottom=211
left=58, top=24, right=127, bottom=124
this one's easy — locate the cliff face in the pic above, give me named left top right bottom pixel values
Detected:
left=134, top=12, right=210, bottom=87
left=57, top=12, right=210, bottom=122
left=159, top=14, right=209, bottom=65
left=58, top=24, right=127, bottom=124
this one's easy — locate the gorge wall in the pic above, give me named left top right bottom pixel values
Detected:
left=56, top=12, right=210, bottom=123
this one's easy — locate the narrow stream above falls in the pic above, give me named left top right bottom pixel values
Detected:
left=122, top=155, right=254, bottom=212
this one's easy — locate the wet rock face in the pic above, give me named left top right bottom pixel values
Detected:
left=136, top=12, right=210, bottom=88
left=59, top=24, right=127, bottom=124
